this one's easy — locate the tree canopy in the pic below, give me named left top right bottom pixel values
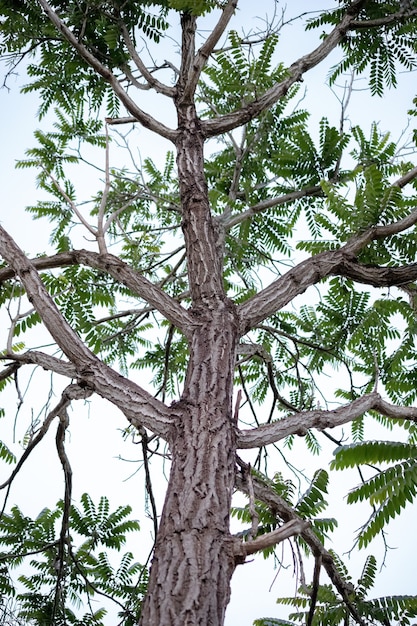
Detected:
left=1, top=1, right=417, bottom=624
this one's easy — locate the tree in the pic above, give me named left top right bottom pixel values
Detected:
left=1, top=0, right=417, bottom=624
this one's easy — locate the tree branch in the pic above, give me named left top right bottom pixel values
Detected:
left=234, top=519, right=309, bottom=559
left=36, top=0, right=177, bottom=142
left=237, top=248, right=346, bottom=334
left=120, top=23, right=175, bottom=97
left=1, top=351, right=77, bottom=379
left=222, top=186, right=322, bottom=228
left=0, top=248, right=192, bottom=336
left=0, top=384, right=90, bottom=523
left=237, top=165, right=417, bottom=333
left=237, top=392, right=417, bottom=449
left=350, top=8, right=417, bottom=29
left=335, top=258, right=417, bottom=287
left=0, top=227, right=174, bottom=439
left=202, top=1, right=366, bottom=137
left=54, top=407, right=72, bottom=620
left=235, top=462, right=367, bottom=626
left=187, top=0, right=238, bottom=97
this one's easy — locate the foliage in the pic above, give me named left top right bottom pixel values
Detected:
left=232, top=468, right=337, bottom=558
left=0, top=494, right=146, bottom=625
left=307, top=1, right=417, bottom=96
left=331, top=439, right=417, bottom=548
left=0, top=1, right=169, bottom=118
left=255, top=554, right=417, bottom=626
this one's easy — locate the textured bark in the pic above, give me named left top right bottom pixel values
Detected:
left=235, top=468, right=367, bottom=626
left=140, top=302, right=239, bottom=625
left=139, top=16, right=239, bottom=622
left=237, top=392, right=417, bottom=449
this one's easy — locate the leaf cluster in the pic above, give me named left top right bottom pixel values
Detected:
left=307, top=1, right=417, bottom=96
left=232, top=469, right=337, bottom=558
left=0, top=494, right=146, bottom=625
left=331, top=440, right=417, bottom=548
left=0, top=1, right=168, bottom=118
left=255, top=554, right=417, bottom=626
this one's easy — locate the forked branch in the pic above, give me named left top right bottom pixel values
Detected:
left=0, top=227, right=174, bottom=438
left=237, top=165, right=417, bottom=333
left=202, top=0, right=366, bottom=137
left=235, top=461, right=367, bottom=626
left=0, top=247, right=192, bottom=336
left=234, top=519, right=309, bottom=560
left=186, top=0, right=238, bottom=98
left=36, top=0, right=177, bottom=141
left=0, top=384, right=91, bottom=517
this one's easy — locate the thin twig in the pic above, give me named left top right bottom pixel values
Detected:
left=245, top=463, right=259, bottom=540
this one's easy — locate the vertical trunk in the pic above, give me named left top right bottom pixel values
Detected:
left=139, top=26, right=239, bottom=621
left=139, top=303, right=238, bottom=625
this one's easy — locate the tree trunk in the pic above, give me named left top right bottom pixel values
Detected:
left=139, top=66, right=239, bottom=623
left=139, top=302, right=239, bottom=625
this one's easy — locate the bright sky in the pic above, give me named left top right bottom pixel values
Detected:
left=1, top=1, right=417, bottom=624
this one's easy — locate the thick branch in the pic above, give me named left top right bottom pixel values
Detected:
left=36, top=0, right=177, bottom=142
left=237, top=248, right=345, bottom=334
left=237, top=392, right=417, bottom=449
left=234, top=519, right=309, bottom=559
left=335, top=258, right=417, bottom=287
left=202, top=1, right=366, bottom=137
left=0, top=249, right=192, bottom=336
left=237, top=166, right=417, bottom=333
left=0, top=227, right=173, bottom=439
left=1, top=351, right=77, bottom=379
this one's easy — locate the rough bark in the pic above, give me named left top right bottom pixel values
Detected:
left=237, top=392, right=417, bottom=449
left=140, top=302, right=238, bottom=625
left=139, top=15, right=240, bottom=622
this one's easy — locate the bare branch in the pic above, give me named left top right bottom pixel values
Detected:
left=1, top=351, right=77, bottom=379
left=0, top=384, right=91, bottom=522
left=244, top=463, right=259, bottom=540
left=335, top=258, right=417, bottom=287
left=120, top=23, right=175, bottom=97
left=237, top=248, right=345, bottom=334
left=237, top=392, right=417, bottom=449
left=54, top=408, right=72, bottom=621
left=0, top=361, right=20, bottom=381
left=0, top=247, right=192, bottom=336
left=235, top=519, right=308, bottom=559
left=42, top=166, right=97, bottom=237
left=96, top=124, right=110, bottom=254
left=105, top=116, right=139, bottom=126
left=36, top=0, right=177, bottom=142
left=307, top=556, right=322, bottom=626
left=393, top=165, right=417, bottom=189
left=237, top=165, right=417, bottom=333
left=202, top=1, right=366, bottom=137
left=223, top=186, right=322, bottom=229
left=351, top=8, right=417, bottom=28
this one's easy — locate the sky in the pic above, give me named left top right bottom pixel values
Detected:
left=1, top=1, right=417, bottom=624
